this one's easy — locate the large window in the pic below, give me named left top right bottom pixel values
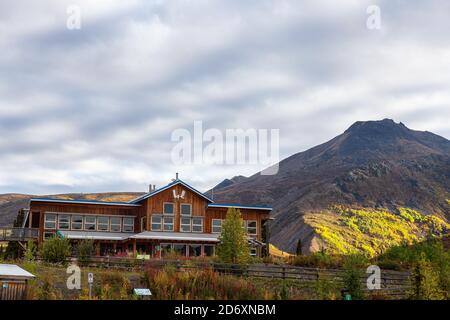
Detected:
left=151, top=215, right=162, bottom=231
left=163, top=216, right=174, bottom=231
left=212, top=219, right=222, bottom=233
left=246, top=221, right=257, bottom=236
left=84, top=216, right=96, bottom=231
left=180, top=204, right=191, bottom=216
left=97, top=216, right=109, bottom=231
left=58, top=215, right=70, bottom=230
left=44, top=214, right=56, bottom=229
left=123, top=217, right=134, bottom=232
left=173, top=244, right=187, bottom=256
left=203, top=245, right=215, bottom=256
left=110, top=217, right=121, bottom=232
left=160, top=243, right=172, bottom=257
left=163, top=202, right=174, bottom=215
left=192, top=217, right=203, bottom=233
left=180, top=217, right=191, bottom=232
left=189, top=244, right=202, bottom=256
left=71, top=215, right=83, bottom=230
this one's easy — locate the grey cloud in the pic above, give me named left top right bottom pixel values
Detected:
left=0, top=0, right=449, bottom=194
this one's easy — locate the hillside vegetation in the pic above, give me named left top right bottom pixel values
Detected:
left=305, top=206, right=449, bottom=257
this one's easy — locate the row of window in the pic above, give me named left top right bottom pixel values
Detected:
left=44, top=213, right=134, bottom=232
left=151, top=215, right=204, bottom=232
left=162, top=203, right=192, bottom=215
left=160, top=243, right=215, bottom=257
left=211, top=219, right=257, bottom=236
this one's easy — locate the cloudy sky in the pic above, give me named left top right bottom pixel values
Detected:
left=0, top=0, right=449, bottom=195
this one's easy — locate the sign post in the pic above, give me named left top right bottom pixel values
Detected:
left=88, top=272, right=94, bottom=299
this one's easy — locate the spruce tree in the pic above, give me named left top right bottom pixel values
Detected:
left=216, top=207, right=250, bottom=264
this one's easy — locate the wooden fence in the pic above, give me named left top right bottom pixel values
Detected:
left=61, top=256, right=411, bottom=298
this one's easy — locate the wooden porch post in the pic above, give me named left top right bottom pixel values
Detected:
left=95, top=242, right=101, bottom=256
left=132, top=238, right=137, bottom=256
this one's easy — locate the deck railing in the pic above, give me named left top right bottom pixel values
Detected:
left=0, top=228, right=39, bottom=241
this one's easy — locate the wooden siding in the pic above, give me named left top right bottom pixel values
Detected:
left=0, top=281, right=27, bottom=300
left=29, top=202, right=144, bottom=243
left=141, top=184, right=208, bottom=232
left=205, top=207, right=270, bottom=241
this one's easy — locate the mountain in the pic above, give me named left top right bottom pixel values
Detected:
left=210, top=119, right=450, bottom=253
left=0, top=192, right=144, bottom=227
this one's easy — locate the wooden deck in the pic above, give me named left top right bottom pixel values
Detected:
left=0, top=228, right=39, bottom=241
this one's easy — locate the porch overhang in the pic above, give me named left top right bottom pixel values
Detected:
left=130, top=231, right=219, bottom=243
left=57, top=230, right=134, bottom=241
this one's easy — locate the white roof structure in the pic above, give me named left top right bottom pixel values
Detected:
left=58, top=230, right=133, bottom=241
left=130, top=231, right=219, bottom=242
left=0, top=264, right=35, bottom=280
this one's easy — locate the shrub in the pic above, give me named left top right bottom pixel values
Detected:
left=145, top=267, right=264, bottom=299
left=314, top=278, right=340, bottom=300
left=35, top=273, right=61, bottom=300
left=342, top=254, right=367, bottom=300
left=77, top=239, right=94, bottom=266
left=24, top=240, right=36, bottom=262
left=40, top=235, right=71, bottom=264
left=408, top=254, right=444, bottom=300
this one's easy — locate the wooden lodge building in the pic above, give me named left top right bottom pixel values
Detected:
left=21, top=176, right=272, bottom=258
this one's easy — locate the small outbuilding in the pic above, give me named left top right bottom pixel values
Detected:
left=0, top=264, right=35, bottom=300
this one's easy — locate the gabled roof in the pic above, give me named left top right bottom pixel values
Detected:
left=207, top=203, right=272, bottom=211
left=30, top=198, right=141, bottom=207
left=129, top=179, right=213, bottom=204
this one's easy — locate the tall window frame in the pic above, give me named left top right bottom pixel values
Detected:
left=162, top=216, right=174, bottom=231
left=180, top=203, right=192, bottom=216
left=151, top=215, right=162, bottom=231
left=84, top=216, right=96, bottom=231
left=163, top=202, right=174, bottom=215
left=110, top=216, right=121, bottom=232
left=212, top=219, right=222, bottom=233
left=71, top=215, right=83, bottom=230
left=192, top=217, right=203, bottom=233
left=123, top=217, right=134, bottom=232
left=44, top=213, right=56, bottom=229
left=246, top=220, right=257, bottom=237
left=58, top=215, right=70, bottom=230
left=180, top=217, right=191, bottom=232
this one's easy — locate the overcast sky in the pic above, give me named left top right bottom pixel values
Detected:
left=0, top=0, right=449, bottom=195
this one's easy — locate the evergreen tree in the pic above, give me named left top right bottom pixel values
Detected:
left=408, top=254, right=444, bottom=300
left=216, top=207, right=250, bottom=264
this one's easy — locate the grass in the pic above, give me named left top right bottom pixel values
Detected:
left=269, top=244, right=294, bottom=258
left=18, top=261, right=144, bottom=300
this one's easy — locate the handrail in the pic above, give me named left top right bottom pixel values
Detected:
left=0, top=227, right=39, bottom=241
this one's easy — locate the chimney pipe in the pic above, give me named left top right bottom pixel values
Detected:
left=176, top=172, right=179, bottom=180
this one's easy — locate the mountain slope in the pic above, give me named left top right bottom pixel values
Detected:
left=210, top=119, right=450, bottom=253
